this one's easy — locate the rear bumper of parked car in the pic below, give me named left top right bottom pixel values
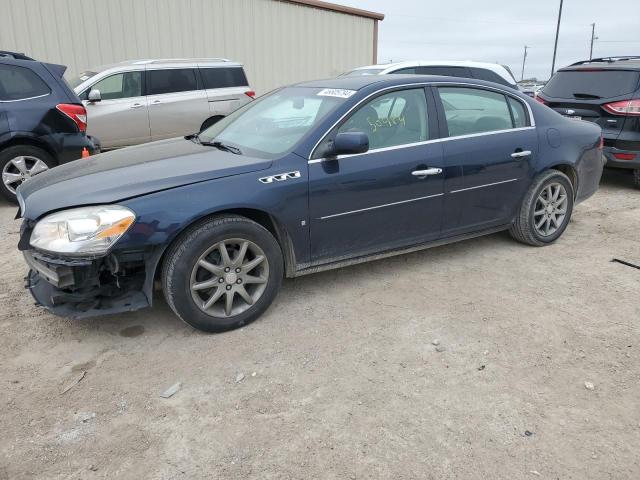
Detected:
left=54, top=134, right=101, bottom=164
left=603, top=146, right=640, bottom=169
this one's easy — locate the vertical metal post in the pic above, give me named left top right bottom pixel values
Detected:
left=589, top=23, right=596, bottom=60
left=521, top=45, right=528, bottom=81
left=551, top=0, right=564, bottom=77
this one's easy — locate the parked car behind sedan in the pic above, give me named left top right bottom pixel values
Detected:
left=0, top=51, right=98, bottom=203
left=537, top=56, right=640, bottom=188
left=17, top=75, right=603, bottom=332
left=343, top=60, right=519, bottom=89
left=68, top=58, right=255, bottom=149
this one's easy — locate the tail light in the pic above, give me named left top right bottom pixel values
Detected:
left=56, top=103, right=87, bottom=132
left=534, top=93, right=547, bottom=105
left=602, top=99, right=640, bottom=116
left=245, top=90, right=256, bottom=99
left=612, top=152, right=636, bottom=161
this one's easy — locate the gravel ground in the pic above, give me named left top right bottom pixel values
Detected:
left=1, top=169, right=639, bottom=480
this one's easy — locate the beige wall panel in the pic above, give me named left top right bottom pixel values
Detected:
left=0, top=0, right=375, bottom=94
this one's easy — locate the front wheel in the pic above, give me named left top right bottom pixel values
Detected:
left=509, top=170, right=574, bottom=246
left=162, top=215, right=283, bottom=333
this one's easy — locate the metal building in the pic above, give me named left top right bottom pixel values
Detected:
left=0, top=0, right=384, bottom=94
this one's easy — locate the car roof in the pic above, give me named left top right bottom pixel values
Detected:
left=295, top=74, right=520, bottom=92
left=88, top=58, right=243, bottom=73
left=561, top=59, right=640, bottom=71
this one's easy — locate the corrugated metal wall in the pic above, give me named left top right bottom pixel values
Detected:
left=0, top=0, right=375, bottom=94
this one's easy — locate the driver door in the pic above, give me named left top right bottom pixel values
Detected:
left=308, top=87, right=445, bottom=264
left=82, top=71, right=150, bottom=149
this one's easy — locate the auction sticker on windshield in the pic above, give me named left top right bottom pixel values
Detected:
left=317, top=88, right=357, bottom=98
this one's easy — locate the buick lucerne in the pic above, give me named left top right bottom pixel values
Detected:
left=17, top=75, right=604, bottom=332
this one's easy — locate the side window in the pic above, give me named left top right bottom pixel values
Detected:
left=0, top=64, right=50, bottom=101
left=438, top=87, right=513, bottom=137
left=87, top=71, right=142, bottom=100
left=469, top=67, right=511, bottom=87
left=201, top=67, right=248, bottom=89
left=337, top=88, right=429, bottom=150
left=148, top=69, right=198, bottom=95
left=390, top=67, right=417, bottom=74
left=508, top=97, right=529, bottom=127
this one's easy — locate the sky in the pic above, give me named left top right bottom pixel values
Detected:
left=337, top=0, right=640, bottom=81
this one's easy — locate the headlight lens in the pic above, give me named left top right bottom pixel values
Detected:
left=30, top=205, right=135, bottom=255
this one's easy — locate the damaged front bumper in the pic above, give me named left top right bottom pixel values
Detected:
left=23, top=248, right=162, bottom=319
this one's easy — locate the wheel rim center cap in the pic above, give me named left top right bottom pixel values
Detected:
left=225, top=272, right=238, bottom=284
left=546, top=205, right=554, bottom=214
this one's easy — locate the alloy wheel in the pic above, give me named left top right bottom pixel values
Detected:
left=190, top=238, right=269, bottom=318
left=2, top=156, right=49, bottom=194
left=533, top=182, right=568, bottom=237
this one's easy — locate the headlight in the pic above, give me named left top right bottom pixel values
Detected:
left=30, top=205, right=135, bottom=255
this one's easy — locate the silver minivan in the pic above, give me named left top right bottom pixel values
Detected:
left=67, top=58, right=255, bottom=149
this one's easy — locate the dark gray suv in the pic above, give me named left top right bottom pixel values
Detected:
left=537, top=56, right=640, bottom=188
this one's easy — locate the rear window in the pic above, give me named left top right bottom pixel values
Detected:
left=470, top=67, right=512, bottom=87
left=148, top=68, right=198, bottom=95
left=418, top=66, right=472, bottom=78
left=200, top=67, right=248, bottom=89
left=0, top=64, right=50, bottom=101
left=543, top=70, right=640, bottom=99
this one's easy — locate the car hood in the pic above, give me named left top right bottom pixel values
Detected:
left=18, top=137, right=272, bottom=219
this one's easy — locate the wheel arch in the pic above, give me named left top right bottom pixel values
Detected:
left=547, top=163, right=578, bottom=198
left=150, top=207, right=297, bottom=293
left=0, top=135, right=58, bottom=164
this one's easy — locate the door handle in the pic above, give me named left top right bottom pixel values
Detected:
left=412, top=167, right=442, bottom=177
left=151, top=100, right=161, bottom=105
left=130, top=103, right=144, bottom=109
left=511, top=150, right=532, bottom=158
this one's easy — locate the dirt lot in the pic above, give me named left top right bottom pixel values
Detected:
left=1, top=169, right=639, bottom=480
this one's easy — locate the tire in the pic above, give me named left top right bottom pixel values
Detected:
left=200, top=115, right=224, bottom=132
left=0, top=145, right=55, bottom=203
left=633, top=169, right=640, bottom=189
left=162, top=215, right=283, bottom=333
left=509, top=170, right=575, bottom=247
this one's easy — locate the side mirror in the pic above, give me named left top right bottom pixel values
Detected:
left=88, top=89, right=101, bottom=102
left=330, top=131, right=369, bottom=156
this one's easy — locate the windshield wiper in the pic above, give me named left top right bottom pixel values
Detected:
left=201, top=140, right=242, bottom=155
left=185, top=133, right=201, bottom=144
left=573, top=92, right=601, bottom=99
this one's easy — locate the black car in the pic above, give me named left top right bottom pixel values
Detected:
left=0, top=51, right=99, bottom=202
left=537, top=56, right=640, bottom=188
left=18, top=75, right=603, bottom=333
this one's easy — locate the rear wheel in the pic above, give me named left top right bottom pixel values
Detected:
left=162, top=215, right=283, bottom=333
left=509, top=170, right=574, bottom=246
left=0, top=145, right=54, bottom=203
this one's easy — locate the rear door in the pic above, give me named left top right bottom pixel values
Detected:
left=146, top=68, right=209, bottom=140
left=80, top=70, right=149, bottom=148
left=540, top=68, right=640, bottom=142
left=199, top=66, right=252, bottom=118
left=434, top=86, right=538, bottom=235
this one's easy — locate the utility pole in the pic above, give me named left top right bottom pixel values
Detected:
left=521, top=45, right=528, bottom=81
left=589, top=23, right=597, bottom=60
left=551, top=0, right=564, bottom=78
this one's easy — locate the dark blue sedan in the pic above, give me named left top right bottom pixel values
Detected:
left=17, top=75, right=604, bottom=332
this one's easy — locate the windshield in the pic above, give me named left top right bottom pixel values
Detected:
left=198, top=87, right=352, bottom=158
left=66, top=71, right=98, bottom=89
left=543, top=70, right=640, bottom=99
left=342, top=68, right=385, bottom=76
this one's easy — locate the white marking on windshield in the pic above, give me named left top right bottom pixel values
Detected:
left=317, top=88, right=357, bottom=99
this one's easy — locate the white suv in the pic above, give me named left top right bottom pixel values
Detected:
left=344, top=60, right=518, bottom=90
left=68, top=58, right=255, bottom=149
